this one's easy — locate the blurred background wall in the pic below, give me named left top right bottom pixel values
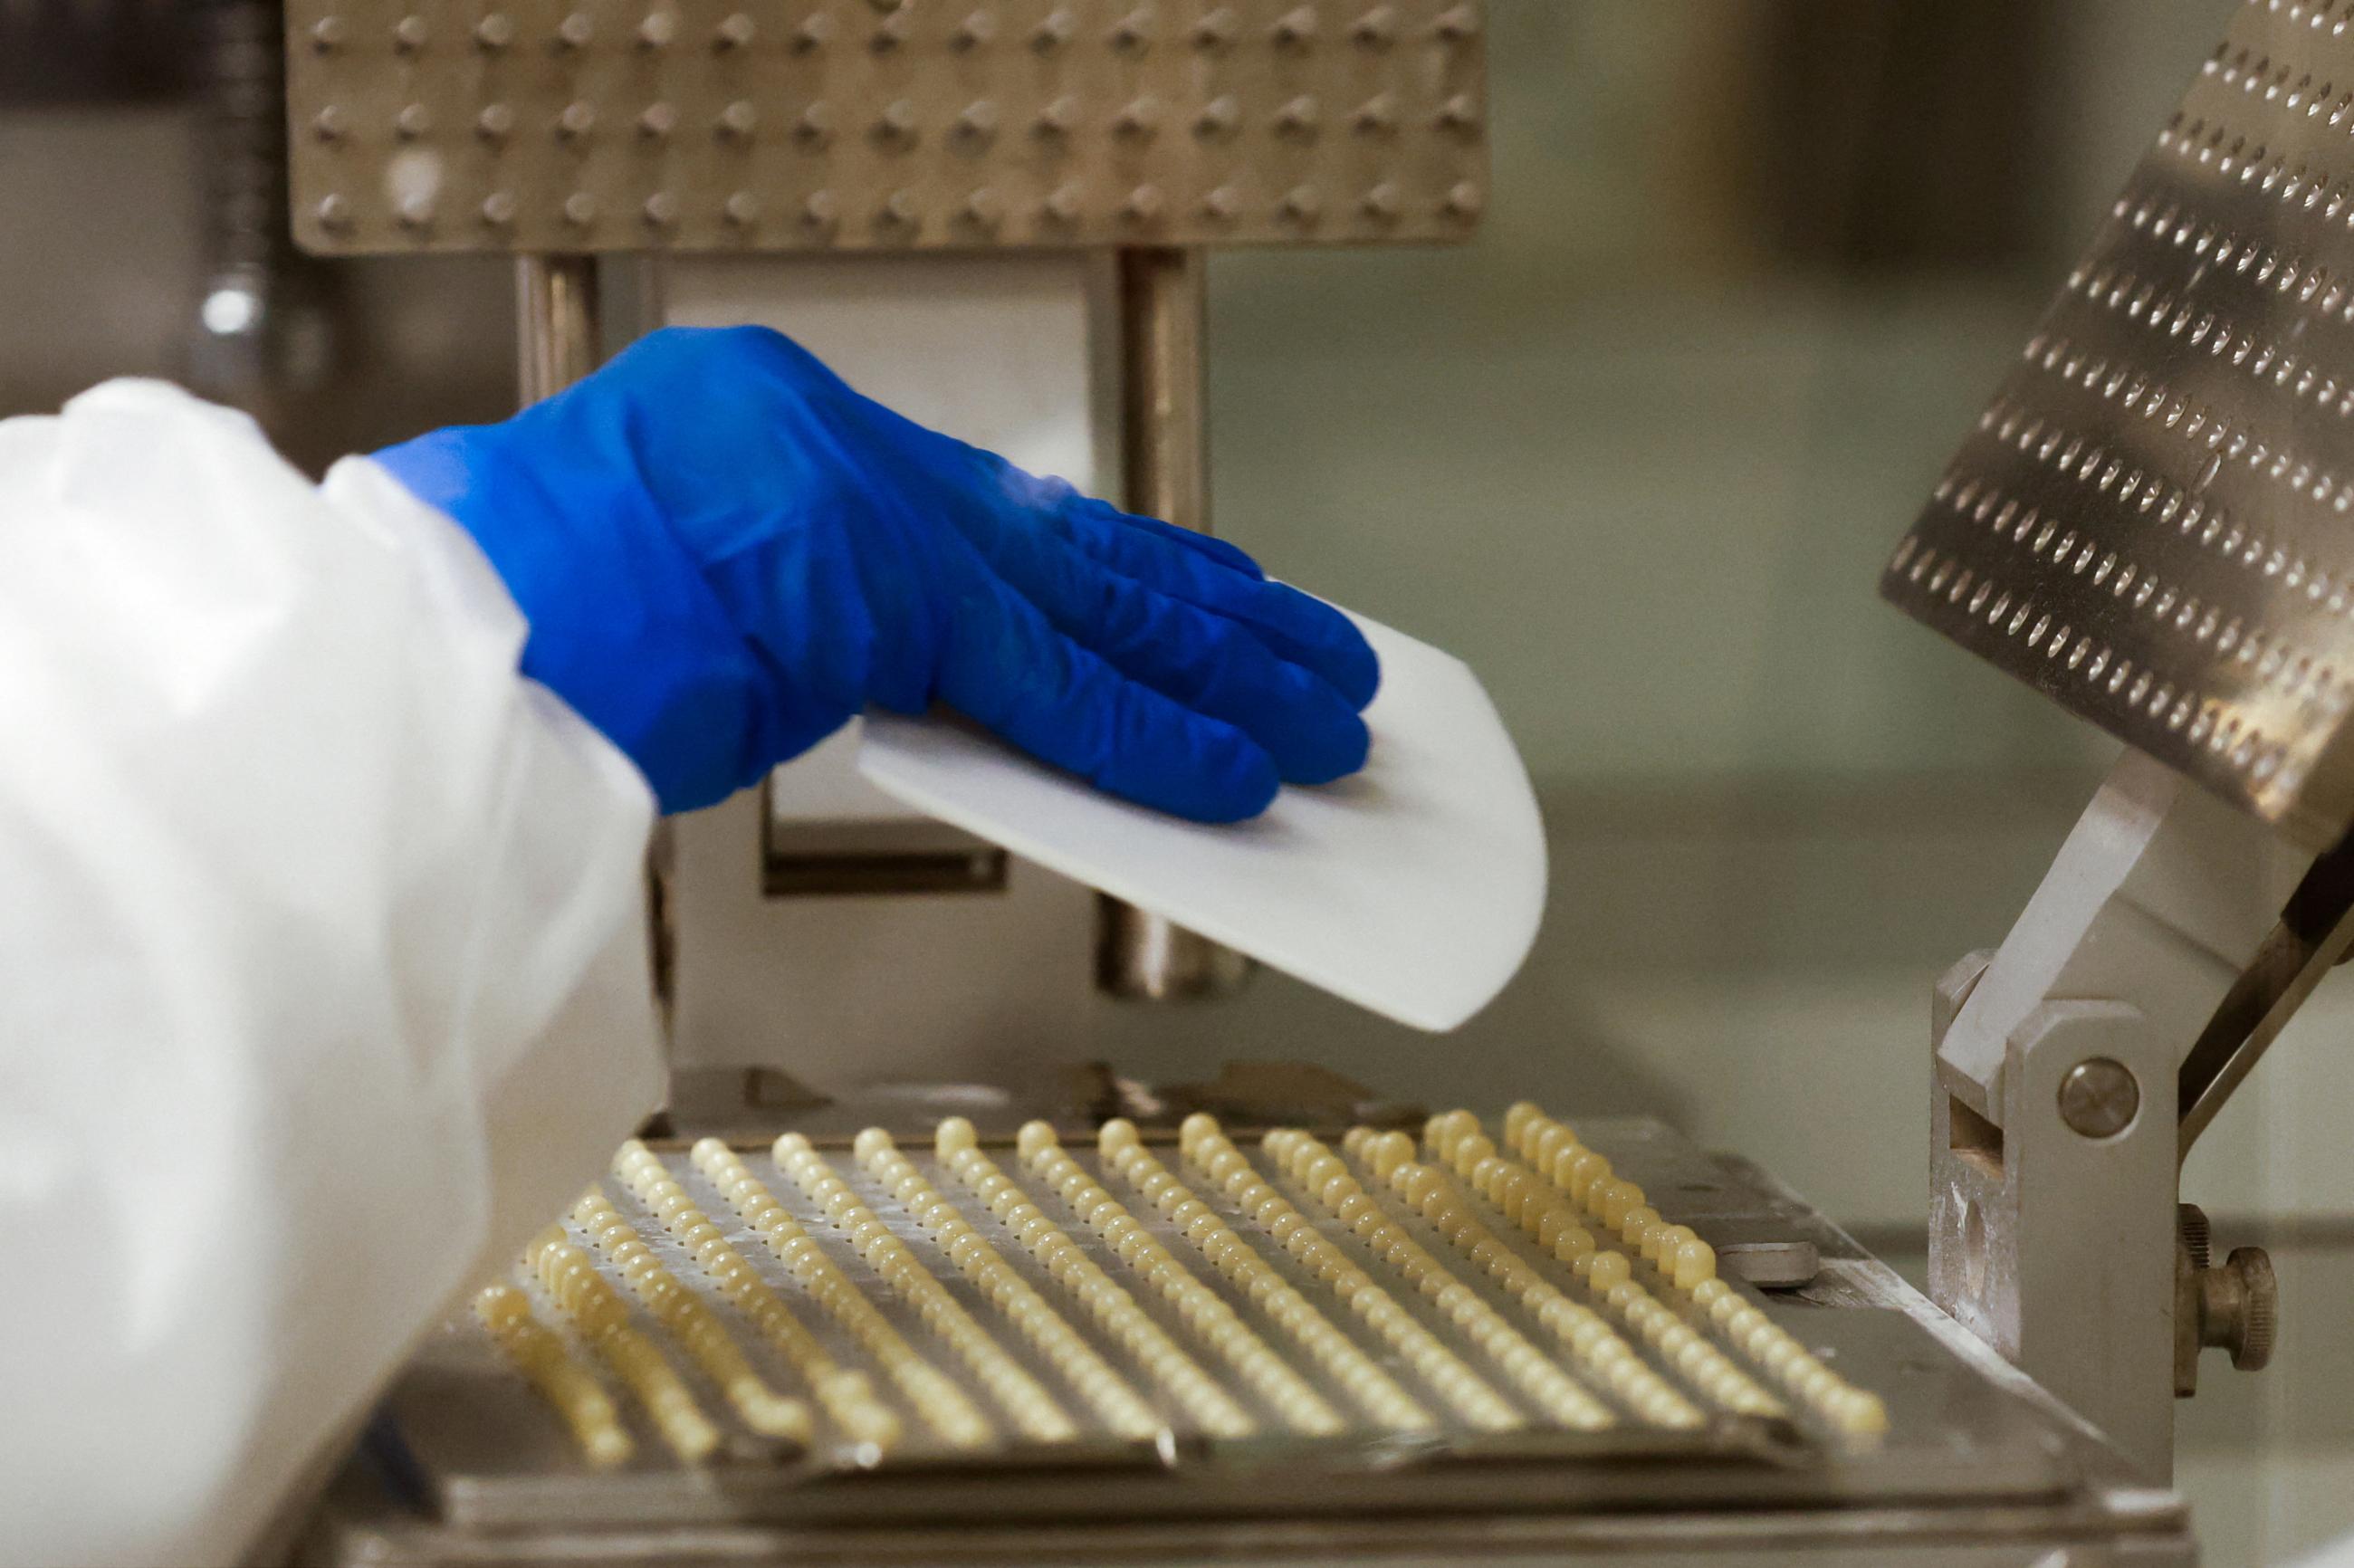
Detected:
left=12, top=0, right=2352, bottom=1558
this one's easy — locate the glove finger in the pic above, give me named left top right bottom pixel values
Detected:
left=968, top=530, right=1368, bottom=783
left=1053, top=500, right=1381, bottom=711
left=1057, top=494, right=1268, bottom=579
left=931, top=565, right=1282, bottom=823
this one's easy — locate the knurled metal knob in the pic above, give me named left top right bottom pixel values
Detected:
left=2178, top=1202, right=2212, bottom=1271
left=2218, top=1247, right=2277, bottom=1371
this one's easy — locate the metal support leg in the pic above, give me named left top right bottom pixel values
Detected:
left=1096, top=248, right=1250, bottom=1000
left=515, top=253, right=600, bottom=406
left=514, top=253, right=678, bottom=1028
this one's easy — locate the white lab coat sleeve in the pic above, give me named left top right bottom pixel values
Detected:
left=0, top=380, right=665, bottom=1568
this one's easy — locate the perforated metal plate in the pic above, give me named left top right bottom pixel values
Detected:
left=1881, top=0, right=2354, bottom=846
left=283, top=0, right=1487, bottom=254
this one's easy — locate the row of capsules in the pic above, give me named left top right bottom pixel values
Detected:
left=522, top=1220, right=724, bottom=1461
left=687, top=1136, right=971, bottom=1445
left=1094, top=1116, right=1435, bottom=1435
left=1476, top=1104, right=1888, bottom=1437
left=1247, top=1122, right=1663, bottom=1429
left=849, top=1125, right=1163, bottom=1443
left=473, top=1284, right=636, bottom=1468
left=765, top=1131, right=1078, bottom=1444
left=569, top=1181, right=813, bottom=1443
left=616, top=1139, right=904, bottom=1452
left=1172, top=1114, right=1529, bottom=1432
left=1363, top=1123, right=1775, bottom=1421
left=934, top=1116, right=1259, bottom=1439
left=1010, top=1119, right=1344, bottom=1436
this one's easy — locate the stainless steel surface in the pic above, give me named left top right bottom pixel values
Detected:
left=282, top=0, right=1488, bottom=256
left=2059, top=1056, right=2142, bottom=1141
left=1096, top=245, right=1250, bottom=1001
left=298, top=1114, right=2191, bottom=1565
left=1882, top=0, right=2354, bottom=849
left=514, top=253, right=600, bottom=402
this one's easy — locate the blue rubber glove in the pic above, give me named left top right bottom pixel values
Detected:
left=373, top=326, right=1377, bottom=819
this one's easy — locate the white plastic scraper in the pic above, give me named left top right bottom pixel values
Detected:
left=857, top=613, right=1545, bottom=1032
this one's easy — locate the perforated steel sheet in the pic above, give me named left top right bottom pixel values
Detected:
left=282, top=0, right=1488, bottom=254
left=1883, top=0, right=2354, bottom=846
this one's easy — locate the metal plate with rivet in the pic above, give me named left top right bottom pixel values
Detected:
left=1883, top=0, right=2354, bottom=846
left=283, top=0, right=1488, bottom=254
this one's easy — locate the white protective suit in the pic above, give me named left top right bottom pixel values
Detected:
left=0, top=382, right=665, bottom=1568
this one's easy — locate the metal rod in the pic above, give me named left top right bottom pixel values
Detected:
left=513, top=253, right=680, bottom=1025
left=516, top=253, right=601, bottom=405
left=2177, top=827, right=2354, bottom=1153
left=1096, top=248, right=1252, bottom=1001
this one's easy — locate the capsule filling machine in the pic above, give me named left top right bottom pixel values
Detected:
left=256, top=3, right=2354, bottom=1562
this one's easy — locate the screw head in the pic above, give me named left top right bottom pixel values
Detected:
left=2058, top=1056, right=2140, bottom=1139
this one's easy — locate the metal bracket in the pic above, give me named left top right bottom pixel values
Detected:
left=1931, top=969, right=2179, bottom=1478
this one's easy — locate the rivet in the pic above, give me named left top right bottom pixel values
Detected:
left=1115, top=97, right=1163, bottom=138
left=1437, top=93, right=1481, bottom=133
left=637, top=11, right=676, bottom=48
left=481, top=191, right=518, bottom=226
left=1361, top=181, right=1401, bottom=221
left=1435, top=4, right=1480, bottom=41
left=643, top=192, right=679, bottom=228
left=1351, top=5, right=1397, bottom=45
left=315, top=194, right=353, bottom=229
left=723, top=190, right=761, bottom=226
left=964, top=187, right=1003, bottom=228
left=1033, top=6, right=1075, bottom=50
left=1273, top=5, right=1316, bottom=45
left=477, top=103, right=515, bottom=141
left=874, top=100, right=918, bottom=143
left=880, top=190, right=921, bottom=227
left=1277, top=95, right=1320, bottom=136
left=1352, top=93, right=1397, bottom=134
left=718, top=100, right=758, bottom=139
left=311, top=105, right=349, bottom=142
left=1043, top=182, right=1085, bottom=223
left=1281, top=184, right=1322, bottom=221
left=804, top=190, right=840, bottom=227
left=1443, top=180, right=1484, bottom=218
left=1202, top=185, right=1241, bottom=220
left=871, top=12, right=910, bottom=49
left=797, top=102, right=835, bottom=145
left=563, top=192, right=598, bottom=225
left=559, top=101, right=597, bottom=140
left=793, top=14, right=832, bottom=50
left=392, top=14, right=427, bottom=51
left=715, top=12, right=755, bottom=48
left=1195, top=96, right=1239, bottom=138
left=636, top=102, right=677, bottom=140
left=957, top=100, right=1000, bottom=139
left=1036, top=95, right=1078, bottom=136
left=1122, top=184, right=1164, bottom=223
left=474, top=13, right=513, bottom=50
left=953, top=8, right=996, bottom=48
left=556, top=11, right=592, bottom=48
left=1191, top=5, right=1237, bottom=48
left=396, top=191, right=435, bottom=228
left=2058, top=1057, right=2141, bottom=1139
left=310, top=16, right=347, bottom=51
left=396, top=103, right=431, bottom=139
left=1112, top=4, right=1154, bottom=49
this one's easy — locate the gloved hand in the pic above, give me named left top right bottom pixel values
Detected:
left=373, top=326, right=1378, bottom=819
